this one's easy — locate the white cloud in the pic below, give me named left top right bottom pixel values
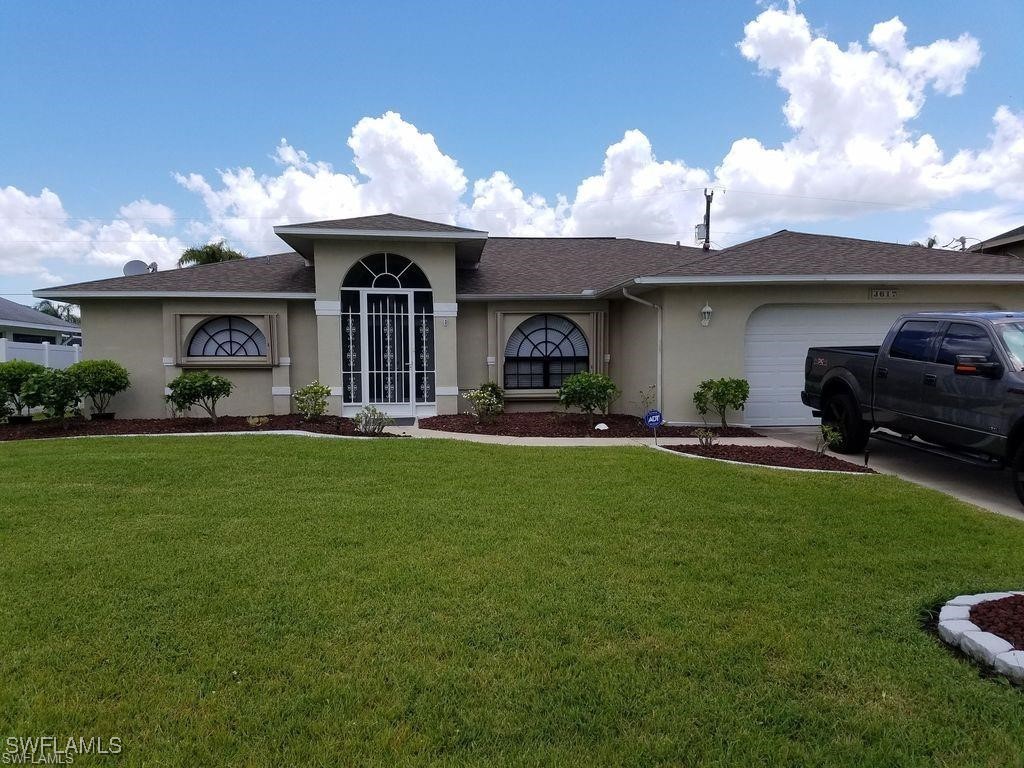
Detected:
left=0, top=187, right=183, bottom=282
left=5, top=4, right=1024, bottom=289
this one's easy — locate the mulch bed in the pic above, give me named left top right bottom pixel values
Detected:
left=664, top=444, right=875, bottom=473
left=0, top=414, right=370, bottom=441
left=971, top=594, right=1024, bottom=650
left=418, top=412, right=761, bottom=438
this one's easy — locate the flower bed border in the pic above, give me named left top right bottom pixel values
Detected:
left=655, top=445, right=875, bottom=475
left=937, top=592, right=1024, bottom=684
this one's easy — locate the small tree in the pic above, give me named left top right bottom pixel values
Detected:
left=21, top=368, right=81, bottom=421
left=557, top=372, right=620, bottom=426
left=692, top=378, right=750, bottom=428
left=293, top=380, right=331, bottom=420
left=165, top=371, right=234, bottom=423
left=178, top=240, right=245, bottom=267
left=0, top=360, right=46, bottom=417
left=68, top=359, right=130, bottom=415
left=462, top=381, right=505, bottom=423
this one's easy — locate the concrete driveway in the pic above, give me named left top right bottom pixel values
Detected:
left=765, top=426, right=1024, bottom=522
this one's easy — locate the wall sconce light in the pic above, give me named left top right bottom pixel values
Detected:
left=700, top=303, right=713, bottom=327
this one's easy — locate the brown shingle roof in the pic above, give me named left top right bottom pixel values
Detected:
left=284, top=213, right=485, bottom=234
left=458, top=237, right=701, bottom=296
left=650, top=230, right=1024, bottom=278
left=36, top=253, right=314, bottom=297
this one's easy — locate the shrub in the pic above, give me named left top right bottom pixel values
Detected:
left=67, top=359, right=130, bottom=415
left=0, top=359, right=46, bottom=416
left=462, top=381, right=505, bottom=423
left=0, top=397, right=12, bottom=423
left=692, top=378, right=750, bottom=429
left=353, top=405, right=393, bottom=435
left=694, top=427, right=718, bottom=448
left=165, top=371, right=234, bottom=423
left=816, top=424, right=842, bottom=456
left=21, top=368, right=81, bottom=421
left=246, top=415, right=270, bottom=428
left=557, top=372, right=620, bottom=425
left=293, top=380, right=331, bottom=420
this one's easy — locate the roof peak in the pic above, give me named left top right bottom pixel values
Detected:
left=279, top=212, right=485, bottom=234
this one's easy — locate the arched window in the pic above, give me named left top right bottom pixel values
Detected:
left=504, top=314, right=589, bottom=389
left=187, top=316, right=267, bottom=357
left=342, top=253, right=430, bottom=289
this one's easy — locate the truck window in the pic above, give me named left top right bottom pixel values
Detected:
left=888, top=320, right=938, bottom=361
left=936, top=323, right=995, bottom=365
left=997, top=323, right=1024, bottom=370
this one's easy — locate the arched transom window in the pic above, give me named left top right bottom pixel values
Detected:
left=187, top=316, right=267, bottom=357
left=504, top=314, right=589, bottom=389
left=342, top=253, right=430, bottom=289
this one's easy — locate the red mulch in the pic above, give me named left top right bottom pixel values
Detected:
left=971, top=594, right=1024, bottom=650
left=418, top=412, right=760, bottom=438
left=0, top=414, right=370, bottom=441
left=664, top=444, right=875, bottom=473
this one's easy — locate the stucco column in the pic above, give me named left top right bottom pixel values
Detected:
left=315, top=312, right=343, bottom=416
left=433, top=309, right=459, bottom=414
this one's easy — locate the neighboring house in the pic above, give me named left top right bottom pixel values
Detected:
left=34, top=214, right=1024, bottom=426
left=968, top=225, right=1024, bottom=259
left=0, top=297, right=79, bottom=344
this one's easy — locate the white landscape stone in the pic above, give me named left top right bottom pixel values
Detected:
left=938, top=619, right=981, bottom=645
left=938, top=604, right=971, bottom=622
left=994, top=651, right=1024, bottom=684
left=960, top=631, right=1014, bottom=666
left=948, top=592, right=1015, bottom=607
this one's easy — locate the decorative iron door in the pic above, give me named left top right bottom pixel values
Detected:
left=365, top=292, right=411, bottom=406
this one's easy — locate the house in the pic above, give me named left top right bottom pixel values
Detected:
left=968, top=225, right=1024, bottom=258
left=0, top=297, right=80, bottom=345
left=33, top=214, right=1024, bottom=426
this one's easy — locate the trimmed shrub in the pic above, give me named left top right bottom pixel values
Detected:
left=166, top=371, right=234, bottom=423
left=68, top=359, right=130, bottom=415
left=557, top=372, right=620, bottom=425
left=0, top=359, right=46, bottom=416
left=692, top=378, right=750, bottom=428
left=294, top=380, right=331, bottom=420
left=353, top=405, right=393, bottom=435
left=462, top=381, right=505, bottom=423
left=21, top=368, right=81, bottom=421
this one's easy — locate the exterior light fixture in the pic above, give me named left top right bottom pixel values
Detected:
left=700, top=303, right=713, bottom=327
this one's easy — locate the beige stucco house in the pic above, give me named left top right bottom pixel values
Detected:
left=34, top=214, right=1024, bottom=426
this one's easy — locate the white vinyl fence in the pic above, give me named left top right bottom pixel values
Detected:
left=0, top=339, right=83, bottom=368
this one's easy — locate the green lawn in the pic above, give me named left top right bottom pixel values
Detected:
left=2, top=436, right=1024, bottom=766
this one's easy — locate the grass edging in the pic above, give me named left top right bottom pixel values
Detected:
left=650, top=444, right=875, bottom=475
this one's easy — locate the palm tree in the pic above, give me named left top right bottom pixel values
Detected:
left=178, top=240, right=246, bottom=267
left=34, top=300, right=80, bottom=324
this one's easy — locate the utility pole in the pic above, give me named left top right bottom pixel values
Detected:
left=702, top=188, right=713, bottom=251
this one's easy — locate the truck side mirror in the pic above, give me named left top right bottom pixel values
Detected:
left=954, top=354, right=1003, bottom=378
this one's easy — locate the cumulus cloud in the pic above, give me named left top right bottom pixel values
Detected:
left=4, top=4, right=1023, bottom=289
left=0, top=186, right=183, bottom=283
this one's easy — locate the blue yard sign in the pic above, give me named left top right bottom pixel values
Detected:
left=644, top=409, right=663, bottom=444
left=644, top=409, right=663, bottom=429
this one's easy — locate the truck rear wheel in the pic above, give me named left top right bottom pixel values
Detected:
left=822, top=392, right=869, bottom=454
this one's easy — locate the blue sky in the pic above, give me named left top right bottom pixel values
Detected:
left=2, top=0, right=1022, bottom=302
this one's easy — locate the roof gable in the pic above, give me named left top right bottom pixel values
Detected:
left=283, top=213, right=485, bottom=234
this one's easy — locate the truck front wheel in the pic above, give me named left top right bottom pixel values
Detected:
left=1010, top=444, right=1024, bottom=507
left=822, top=392, right=869, bottom=454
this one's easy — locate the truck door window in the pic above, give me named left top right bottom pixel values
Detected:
left=888, top=321, right=938, bottom=361
left=936, top=323, right=995, bottom=365
left=997, top=323, right=1024, bottom=370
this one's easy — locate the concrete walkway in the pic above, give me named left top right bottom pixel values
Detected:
left=386, top=424, right=794, bottom=448
left=765, top=426, right=1024, bottom=522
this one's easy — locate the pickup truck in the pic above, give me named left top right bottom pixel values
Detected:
left=802, top=311, right=1024, bottom=503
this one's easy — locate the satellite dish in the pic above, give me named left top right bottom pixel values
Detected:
left=123, top=260, right=148, bottom=276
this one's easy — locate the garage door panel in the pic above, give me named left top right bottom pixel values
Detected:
left=742, top=303, right=993, bottom=427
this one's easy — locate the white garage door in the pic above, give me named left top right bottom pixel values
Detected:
left=743, top=303, right=992, bottom=427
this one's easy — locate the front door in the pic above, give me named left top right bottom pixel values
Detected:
left=364, top=292, right=413, bottom=413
